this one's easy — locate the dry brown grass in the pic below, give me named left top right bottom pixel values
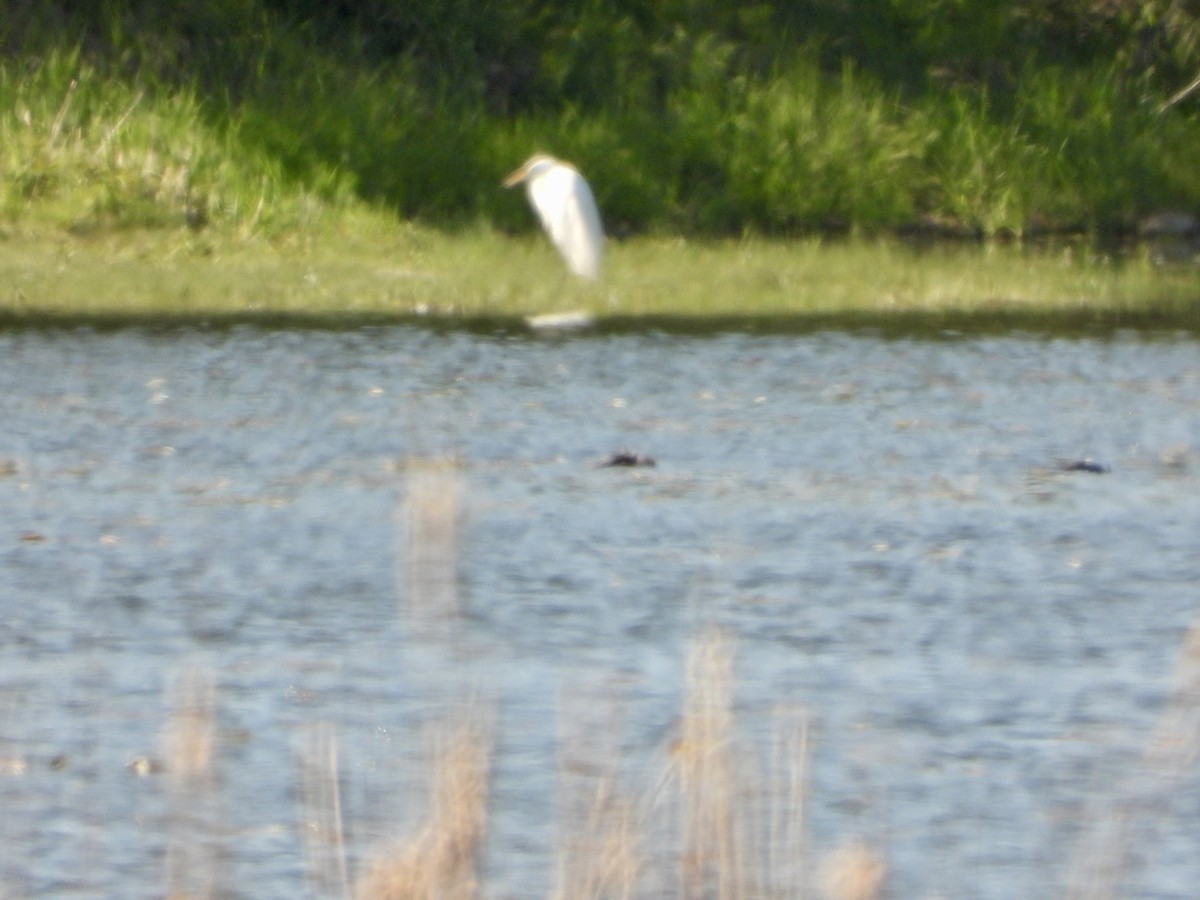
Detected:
left=1143, top=618, right=1200, bottom=776
left=818, top=842, right=887, bottom=900
left=552, top=683, right=646, bottom=899
left=553, top=773, right=644, bottom=900
left=353, top=718, right=492, bottom=900
left=347, top=454, right=490, bottom=900
left=163, top=669, right=222, bottom=900
left=1068, top=615, right=1200, bottom=900
left=154, top=619, right=1200, bottom=900
left=674, top=628, right=750, bottom=897
left=135, top=634, right=882, bottom=900
left=549, top=629, right=870, bottom=900
left=300, top=725, right=353, bottom=900
left=667, top=629, right=883, bottom=900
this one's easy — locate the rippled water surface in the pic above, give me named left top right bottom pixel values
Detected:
left=2, top=326, right=1199, bottom=898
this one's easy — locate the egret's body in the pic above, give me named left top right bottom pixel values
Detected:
left=503, top=154, right=604, bottom=279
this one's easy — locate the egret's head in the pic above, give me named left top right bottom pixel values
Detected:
left=502, top=154, right=560, bottom=188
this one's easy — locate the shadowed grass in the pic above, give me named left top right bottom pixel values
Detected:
left=4, top=12, right=1200, bottom=242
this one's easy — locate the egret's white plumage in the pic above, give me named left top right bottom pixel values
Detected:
left=503, top=154, right=603, bottom=279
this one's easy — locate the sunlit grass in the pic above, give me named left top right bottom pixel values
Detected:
left=4, top=32, right=1200, bottom=257
left=0, top=224, right=1195, bottom=332
left=0, top=30, right=1196, bottom=330
left=0, top=50, right=347, bottom=239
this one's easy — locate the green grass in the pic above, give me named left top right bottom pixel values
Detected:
left=0, top=49, right=353, bottom=239
left=0, top=27, right=1196, bottom=336
left=4, top=6, right=1200, bottom=241
left=1, top=225, right=1195, bottom=334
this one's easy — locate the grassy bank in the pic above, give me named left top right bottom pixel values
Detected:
left=1, top=228, right=1197, bottom=334
left=1, top=2, right=1199, bottom=245
left=0, top=3, right=1196, bottom=330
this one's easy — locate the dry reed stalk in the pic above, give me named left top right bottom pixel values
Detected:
left=354, top=717, right=492, bottom=900
left=553, top=775, right=643, bottom=900
left=672, top=628, right=755, bottom=899
left=1142, top=618, right=1200, bottom=775
left=300, top=725, right=353, bottom=900
left=398, top=458, right=463, bottom=624
left=163, top=669, right=222, bottom=900
left=552, top=687, right=644, bottom=899
left=660, top=632, right=816, bottom=899
left=767, top=707, right=812, bottom=897
left=818, top=842, right=886, bottom=900
left=1067, top=615, right=1200, bottom=900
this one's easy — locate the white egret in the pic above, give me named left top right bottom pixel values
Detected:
left=503, top=154, right=604, bottom=279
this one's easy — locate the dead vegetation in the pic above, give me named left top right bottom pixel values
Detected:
left=163, top=670, right=222, bottom=900
left=134, top=464, right=1197, bottom=898
left=352, top=718, right=492, bottom=900
left=142, top=615, right=1200, bottom=899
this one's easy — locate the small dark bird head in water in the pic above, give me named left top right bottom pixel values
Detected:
left=599, top=450, right=656, bottom=468
left=1059, top=458, right=1109, bottom=474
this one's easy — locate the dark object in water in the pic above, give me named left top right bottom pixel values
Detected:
left=599, top=450, right=656, bottom=468
left=1060, top=458, right=1109, bottom=474
left=1138, top=211, right=1199, bottom=238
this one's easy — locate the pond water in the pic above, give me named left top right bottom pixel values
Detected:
left=1, top=325, right=1199, bottom=898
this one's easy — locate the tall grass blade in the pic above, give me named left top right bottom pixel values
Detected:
left=1068, top=616, right=1200, bottom=899
left=163, top=669, right=222, bottom=900
left=353, top=717, right=492, bottom=900
left=301, top=725, right=353, bottom=900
